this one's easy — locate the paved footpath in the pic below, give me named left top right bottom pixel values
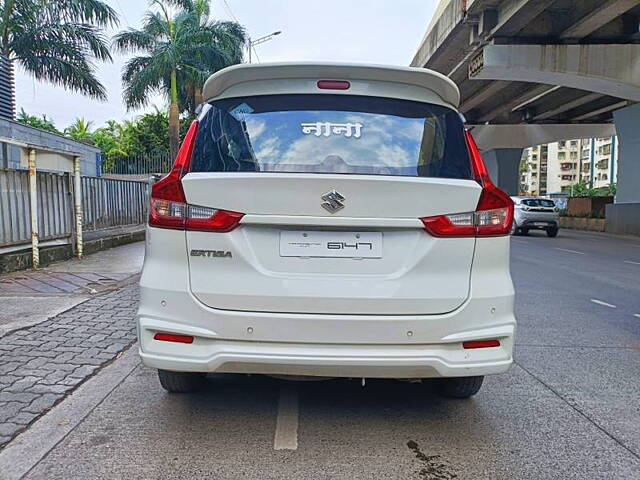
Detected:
left=0, top=242, right=143, bottom=336
left=0, top=284, right=138, bottom=447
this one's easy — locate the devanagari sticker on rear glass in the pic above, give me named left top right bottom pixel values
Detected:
left=300, top=122, right=363, bottom=138
left=229, top=103, right=254, bottom=121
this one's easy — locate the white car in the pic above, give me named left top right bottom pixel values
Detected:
left=511, top=196, right=560, bottom=237
left=137, top=63, right=516, bottom=399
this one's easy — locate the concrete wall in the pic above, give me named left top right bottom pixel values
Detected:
left=0, top=118, right=101, bottom=176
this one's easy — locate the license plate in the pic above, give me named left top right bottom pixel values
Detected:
left=532, top=222, right=548, bottom=226
left=279, top=231, right=382, bottom=258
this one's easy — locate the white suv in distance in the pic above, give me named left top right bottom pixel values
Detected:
left=137, top=63, right=516, bottom=399
left=511, top=196, right=560, bottom=237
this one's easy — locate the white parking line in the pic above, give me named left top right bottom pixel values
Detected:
left=555, top=248, right=585, bottom=255
left=590, top=299, right=617, bottom=308
left=634, top=314, right=640, bottom=319
left=623, top=260, right=640, bottom=265
left=273, top=384, right=299, bottom=450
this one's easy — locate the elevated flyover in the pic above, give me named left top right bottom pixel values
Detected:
left=412, top=0, right=640, bottom=233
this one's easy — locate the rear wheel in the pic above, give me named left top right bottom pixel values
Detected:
left=158, top=369, right=206, bottom=393
left=436, top=376, right=484, bottom=399
left=546, top=227, right=559, bottom=237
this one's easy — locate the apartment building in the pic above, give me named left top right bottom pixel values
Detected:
left=520, top=136, right=617, bottom=195
left=520, top=144, right=548, bottom=196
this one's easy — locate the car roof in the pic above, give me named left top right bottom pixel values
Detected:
left=202, top=62, right=460, bottom=107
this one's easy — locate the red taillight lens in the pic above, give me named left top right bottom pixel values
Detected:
left=463, top=339, right=501, bottom=349
left=317, top=80, right=350, bottom=90
left=421, top=130, right=513, bottom=237
left=474, top=182, right=514, bottom=236
left=184, top=206, right=244, bottom=233
left=154, top=332, right=194, bottom=344
left=148, top=121, right=244, bottom=232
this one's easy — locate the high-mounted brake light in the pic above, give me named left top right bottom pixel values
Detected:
left=317, top=80, right=351, bottom=90
left=149, top=121, right=245, bottom=232
left=421, top=130, right=514, bottom=238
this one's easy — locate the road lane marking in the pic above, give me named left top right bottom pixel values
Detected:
left=623, top=260, right=640, bottom=265
left=555, top=248, right=585, bottom=255
left=273, top=384, right=299, bottom=450
left=634, top=314, right=640, bottom=319
left=590, top=299, right=617, bottom=308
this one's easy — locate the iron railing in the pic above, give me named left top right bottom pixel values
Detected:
left=81, top=176, right=148, bottom=232
left=0, top=169, right=149, bottom=248
left=0, top=169, right=73, bottom=247
left=101, top=153, right=171, bottom=175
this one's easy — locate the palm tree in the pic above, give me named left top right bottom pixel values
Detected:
left=177, top=0, right=246, bottom=115
left=16, top=108, right=60, bottom=134
left=114, top=0, right=246, bottom=159
left=65, top=118, right=94, bottom=143
left=0, top=0, right=118, bottom=100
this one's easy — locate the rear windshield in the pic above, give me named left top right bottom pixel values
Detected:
left=522, top=199, right=555, bottom=207
left=190, top=94, right=472, bottom=179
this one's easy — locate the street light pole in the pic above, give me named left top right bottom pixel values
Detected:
left=247, top=30, right=282, bottom=63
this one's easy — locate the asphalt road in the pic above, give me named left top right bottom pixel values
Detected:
left=8, top=230, right=640, bottom=479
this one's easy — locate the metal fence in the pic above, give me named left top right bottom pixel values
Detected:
left=0, top=169, right=73, bottom=247
left=101, top=153, right=171, bottom=175
left=0, top=169, right=149, bottom=248
left=81, top=176, right=148, bottom=232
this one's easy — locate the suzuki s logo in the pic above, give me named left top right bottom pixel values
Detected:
left=321, top=190, right=345, bottom=214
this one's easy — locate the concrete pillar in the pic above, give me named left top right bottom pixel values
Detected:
left=482, top=148, right=523, bottom=196
left=607, top=103, right=640, bottom=234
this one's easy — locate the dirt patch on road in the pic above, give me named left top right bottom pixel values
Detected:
left=407, top=440, right=457, bottom=479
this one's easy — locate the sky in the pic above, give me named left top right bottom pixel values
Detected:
left=14, top=0, right=437, bottom=129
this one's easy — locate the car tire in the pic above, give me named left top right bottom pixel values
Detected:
left=521, top=228, right=529, bottom=236
left=158, top=369, right=206, bottom=393
left=510, top=223, right=519, bottom=235
left=546, top=227, right=559, bottom=237
left=436, top=376, right=484, bottom=399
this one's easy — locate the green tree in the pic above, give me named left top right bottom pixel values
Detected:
left=64, top=118, right=94, bottom=143
left=176, top=0, right=246, bottom=115
left=114, top=0, right=246, bottom=159
left=93, top=120, right=129, bottom=159
left=16, top=108, right=60, bottom=134
left=0, top=0, right=118, bottom=99
left=123, top=108, right=170, bottom=157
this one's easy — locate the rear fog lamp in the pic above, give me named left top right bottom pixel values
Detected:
left=462, top=339, right=501, bottom=349
left=154, top=333, right=194, bottom=344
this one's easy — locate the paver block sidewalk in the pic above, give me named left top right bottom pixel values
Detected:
left=0, top=284, right=138, bottom=448
left=0, top=270, right=132, bottom=295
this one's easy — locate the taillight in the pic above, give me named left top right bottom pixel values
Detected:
left=421, top=130, right=513, bottom=238
left=149, top=121, right=244, bottom=232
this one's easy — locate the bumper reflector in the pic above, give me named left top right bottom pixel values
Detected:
left=463, top=339, right=500, bottom=349
left=154, top=333, right=194, bottom=344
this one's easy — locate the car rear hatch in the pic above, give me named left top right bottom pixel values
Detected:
left=150, top=82, right=512, bottom=316
left=185, top=91, right=482, bottom=316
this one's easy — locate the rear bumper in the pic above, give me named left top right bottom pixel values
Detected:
left=137, top=293, right=515, bottom=378
left=137, top=230, right=515, bottom=379
left=515, top=212, right=559, bottom=229
left=138, top=333, right=513, bottom=378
